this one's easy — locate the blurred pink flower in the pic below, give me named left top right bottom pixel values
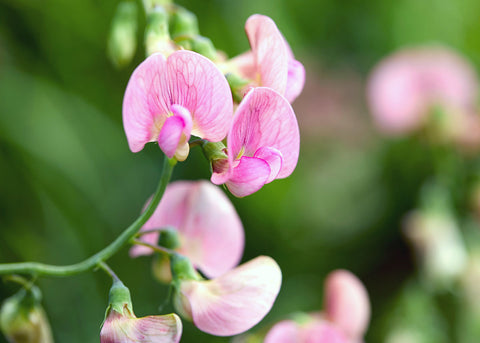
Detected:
left=210, top=87, right=300, bottom=197
left=173, top=256, right=282, bottom=336
left=264, top=270, right=370, bottom=343
left=130, top=181, right=244, bottom=279
left=367, top=46, right=478, bottom=135
left=227, top=14, right=305, bottom=103
left=123, top=50, right=233, bottom=160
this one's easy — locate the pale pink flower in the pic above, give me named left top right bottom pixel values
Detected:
left=324, top=270, right=371, bottom=341
left=210, top=87, right=300, bottom=197
left=100, top=309, right=182, bottom=343
left=367, top=46, right=478, bottom=135
left=264, top=270, right=370, bottom=343
left=123, top=50, right=233, bottom=160
left=227, top=14, right=305, bottom=103
left=173, top=256, right=282, bottom=336
left=130, top=181, right=244, bottom=278
left=100, top=280, right=182, bottom=343
left=264, top=319, right=348, bottom=343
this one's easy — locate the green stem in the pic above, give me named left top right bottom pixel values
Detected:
left=131, top=239, right=174, bottom=256
left=0, top=157, right=176, bottom=277
left=98, top=262, right=120, bottom=282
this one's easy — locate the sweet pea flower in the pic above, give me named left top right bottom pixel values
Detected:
left=210, top=87, right=300, bottom=197
left=100, top=279, right=182, bottom=343
left=226, top=14, right=305, bottom=103
left=171, top=255, right=282, bottom=336
left=367, top=46, right=478, bottom=135
left=123, top=50, right=233, bottom=161
left=130, top=181, right=244, bottom=279
left=264, top=270, right=370, bottom=343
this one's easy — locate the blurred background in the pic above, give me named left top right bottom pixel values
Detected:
left=1, top=0, right=480, bottom=342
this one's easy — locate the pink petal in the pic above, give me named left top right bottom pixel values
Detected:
left=123, top=53, right=170, bottom=152
left=225, top=156, right=271, bottom=197
left=253, top=146, right=283, bottom=184
left=171, top=104, right=193, bottom=140
left=245, top=14, right=288, bottom=94
left=132, top=181, right=244, bottom=278
left=158, top=115, right=188, bottom=158
left=180, top=256, right=282, bottom=336
left=166, top=50, right=233, bottom=141
left=367, top=46, right=478, bottom=134
left=303, top=321, right=349, bottom=343
left=264, top=320, right=301, bottom=343
left=324, top=270, right=370, bottom=340
left=285, top=59, right=306, bottom=103
left=101, top=311, right=182, bottom=343
left=228, top=87, right=299, bottom=179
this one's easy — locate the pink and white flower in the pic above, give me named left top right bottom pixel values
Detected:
left=264, top=270, right=370, bottom=343
left=367, top=46, right=478, bottom=135
left=227, top=14, right=305, bottom=103
left=130, top=181, right=244, bottom=279
left=123, top=50, right=233, bottom=160
left=211, top=87, right=300, bottom=197
left=173, top=256, right=282, bottom=336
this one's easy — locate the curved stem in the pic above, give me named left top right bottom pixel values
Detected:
left=98, top=262, right=120, bottom=282
left=0, top=157, right=176, bottom=277
left=131, top=239, right=174, bottom=257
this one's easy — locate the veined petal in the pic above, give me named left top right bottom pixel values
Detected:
left=158, top=115, right=187, bottom=159
left=253, top=146, right=283, bottom=184
left=324, top=270, right=370, bottom=340
left=100, top=311, right=182, bottom=343
left=166, top=50, right=233, bottom=141
left=228, top=87, right=299, bottom=179
left=264, top=320, right=301, bottom=343
left=285, top=59, right=306, bottom=103
left=245, top=14, right=288, bottom=94
left=225, top=156, right=270, bottom=198
left=131, top=181, right=244, bottom=278
left=179, top=256, right=282, bottom=336
left=123, top=53, right=170, bottom=152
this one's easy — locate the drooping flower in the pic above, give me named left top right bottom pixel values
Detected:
left=367, top=46, right=478, bottom=135
left=171, top=255, right=282, bottom=336
left=210, top=87, right=300, bottom=197
left=130, top=180, right=244, bottom=279
left=100, top=279, right=182, bottom=343
left=264, top=270, right=370, bottom=343
left=123, top=50, right=233, bottom=160
left=226, top=14, right=305, bottom=103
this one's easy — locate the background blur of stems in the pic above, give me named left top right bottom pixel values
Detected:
left=1, top=0, right=480, bottom=342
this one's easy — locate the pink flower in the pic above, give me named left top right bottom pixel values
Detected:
left=130, top=181, right=244, bottom=278
left=210, top=87, right=300, bottom=197
left=264, top=270, right=370, bottom=343
left=123, top=50, right=233, bottom=160
left=173, top=255, right=282, bottom=336
left=228, top=14, right=305, bottom=103
left=324, top=270, right=371, bottom=341
left=100, top=280, right=182, bottom=343
left=367, top=46, right=478, bottom=135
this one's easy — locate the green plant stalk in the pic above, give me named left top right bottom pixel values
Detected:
left=0, top=157, right=176, bottom=277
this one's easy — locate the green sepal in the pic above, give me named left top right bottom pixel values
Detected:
left=170, top=254, right=202, bottom=286
left=106, top=279, right=133, bottom=315
left=158, top=227, right=181, bottom=250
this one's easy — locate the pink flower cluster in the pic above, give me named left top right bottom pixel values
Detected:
left=367, top=46, right=480, bottom=145
left=264, top=270, right=370, bottom=343
left=123, top=14, right=303, bottom=197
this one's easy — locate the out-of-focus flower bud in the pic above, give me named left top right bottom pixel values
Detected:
left=0, top=287, right=53, bottom=343
left=169, top=7, right=199, bottom=38
left=225, top=73, right=251, bottom=103
left=145, top=6, right=177, bottom=57
left=404, top=209, right=467, bottom=289
left=172, top=255, right=282, bottom=336
left=324, top=270, right=371, bottom=341
left=107, top=1, right=138, bottom=68
left=100, top=279, right=182, bottom=343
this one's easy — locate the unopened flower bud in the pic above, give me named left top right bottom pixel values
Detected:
left=100, top=279, right=182, bottom=343
left=158, top=227, right=180, bottom=250
left=107, top=1, right=138, bottom=68
left=145, top=6, right=176, bottom=56
left=201, top=141, right=228, bottom=174
left=226, top=73, right=250, bottom=103
left=0, top=287, right=53, bottom=343
left=169, top=7, right=199, bottom=38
